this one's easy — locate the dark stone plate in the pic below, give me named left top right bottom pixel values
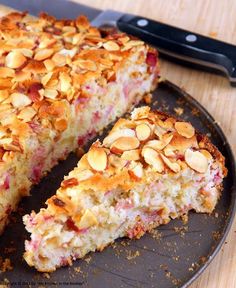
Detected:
left=0, top=80, right=235, bottom=288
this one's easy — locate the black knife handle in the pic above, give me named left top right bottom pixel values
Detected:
left=117, top=14, right=236, bottom=85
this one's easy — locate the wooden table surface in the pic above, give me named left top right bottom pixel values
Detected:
left=76, top=1, right=236, bottom=288
left=1, top=0, right=236, bottom=287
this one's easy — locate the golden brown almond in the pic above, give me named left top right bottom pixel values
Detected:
left=87, top=146, right=107, bottom=171
left=77, top=209, right=98, bottom=229
left=11, top=93, right=32, bottom=108
left=129, top=163, right=143, bottom=180
left=111, top=137, right=140, bottom=154
left=5, top=51, right=26, bottom=69
left=103, top=128, right=135, bottom=147
left=142, top=147, right=164, bottom=173
left=200, top=149, right=213, bottom=160
left=17, top=107, right=37, bottom=122
left=175, top=121, right=195, bottom=138
left=34, top=49, right=54, bottom=61
left=0, top=67, right=15, bottom=78
left=160, top=154, right=181, bottom=173
left=103, top=41, right=120, bottom=51
left=131, top=106, right=150, bottom=120
left=135, top=123, right=151, bottom=141
left=43, top=59, right=55, bottom=71
left=59, top=72, right=71, bottom=92
left=144, top=134, right=173, bottom=151
left=54, top=118, right=68, bottom=132
left=43, top=89, right=58, bottom=99
left=41, top=72, right=53, bottom=86
left=121, top=149, right=140, bottom=161
left=185, top=148, right=208, bottom=173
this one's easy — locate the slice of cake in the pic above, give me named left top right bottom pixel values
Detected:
left=0, top=12, right=159, bottom=234
left=23, top=106, right=227, bottom=272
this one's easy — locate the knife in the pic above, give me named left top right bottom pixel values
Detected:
left=2, top=0, right=236, bottom=86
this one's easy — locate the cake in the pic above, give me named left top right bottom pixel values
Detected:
left=23, top=106, right=227, bottom=272
left=0, top=12, right=159, bottom=234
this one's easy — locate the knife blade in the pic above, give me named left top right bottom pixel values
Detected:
left=2, top=0, right=236, bottom=86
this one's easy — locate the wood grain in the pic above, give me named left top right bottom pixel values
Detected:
left=74, top=1, right=236, bottom=287
left=1, top=1, right=235, bottom=287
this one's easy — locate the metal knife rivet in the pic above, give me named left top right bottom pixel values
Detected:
left=186, top=34, right=197, bottom=42
left=137, top=19, right=148, bottom=27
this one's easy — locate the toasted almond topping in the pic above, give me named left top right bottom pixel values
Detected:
left=200, top=149, right=213, bottom=160
left=175, top=122, right=195, bottom=138
left=5, top=51, right=26, bottom=69
left=131, top=106, right=150, bottom=120
left=87, top=146, right=107, bottom=171
left=15, top=48, right=33, bottom=58
left=142, top=147, right=164, bottom=173
left=111, top=137, right=140, bottom=154
left=34, top=49, right=54, bottom=61
left=103, top=41, right=120, bottom=51
left=59, top=72, right=71, bottom=92
left=144, top=134, right=173, bottom=151
left=41, top=72, right=53, bottom=86
left=154, top=125, right=167, bottom=138
left=11, top=92, right=32, bottom=108
left=43, top=88, right=58, bottom=99
left=103, top=129, right=135, bottom=147
left=160, top=154, right=180, bottom=173
left=0, top=67, right=15, bottom=78
left=52, top=53, right=66, bottom=67
left=54, top=118, right=68, bottom=132
left=135, top=123, right=151, bottom=141
left=77, top=209, right=98, bottom=229
left=163, top=147, right=176, bottom=157
left=185, top=149, right=208, bottom=173
left=76, top=170, right=94, bottom=181
left=17, top=107, right=37, bottom=122
left=0, top=90, right=9, bottom=102
left=129, top=163, right=143, bottom=180
left=43, top=59, right=55, bottom=71
left=121, top=149, right=140, bottom=161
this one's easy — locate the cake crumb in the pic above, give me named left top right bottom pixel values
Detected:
left=0, top=258, right=13, bottom=272
left=144, top=93, right=152, bottom=104
left=74, top=266, right=81, bottom=273
left=174, top=107, right=184, bottom=116
left=43, top=273, right=50, bottom=279
left=84, top=256, right=92, bottom=264
left=126, top=250, right=140, bottom=260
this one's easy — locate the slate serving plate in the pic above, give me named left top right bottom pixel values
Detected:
left=0, top=1, right=235, bottom=287
left=0, top=79, right=235, bottom=288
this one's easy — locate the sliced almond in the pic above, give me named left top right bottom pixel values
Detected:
left=34, top=49, right=54, bottom=61
left=135, top=123, right=151, bottom=141
left=175, top=122, right=195, bottom=138
left=76, top=169, right=94, bottom=181
left=0, top=67, right=15, bottom=78
left=131, top=106, right=150, bottom=120
left=52, top=53, right=66, bottom=67
left=54, top=118, right=68, bottom=132
left=121, top=149, right=140, bottom=161
left=163, top=147, right=176, bottom=157
left=15, top=48, right=33, bottom=58
left=185, top=149, right=208, bottom=173
left=154, top=125, right=167, bottom=139
left=43, top=59, right=55, bottom=71
left=41, top=72, right=53, bottom=86
left=103, top=41, right=120, bottom=51
left=11, top=92, right=31, bottom=108
left=144, top=134, right=173, bottom=151
left=129, top=163, right=143, bottom=180
left=200, top=149, right=213, bottom=160
left=17, top=107, right=37, bottom=122
left=59, top=72, right=71, bottom=92
left=43, top=89, right=58, bottom=99
left=111, top=137, right=140, bottom=154
left=142, top=147, right=164, bottom=173
left=160, top=154, right=180, bottom=173
left=103, top=129, right=135, bottom=147
left=87, top=146, right=107, bottom=171
left=77, top=209, right=98, bottom=229
left=5, top=51, right=26, bottom=69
